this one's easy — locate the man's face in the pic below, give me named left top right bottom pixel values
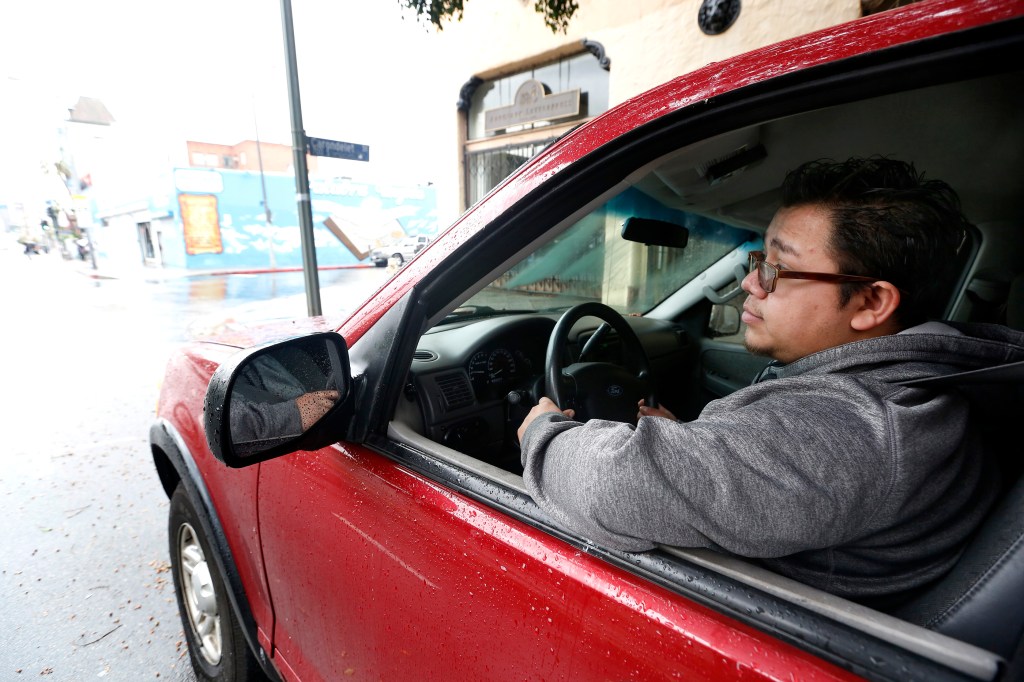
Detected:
left=741, top=204, right=864, bottom=364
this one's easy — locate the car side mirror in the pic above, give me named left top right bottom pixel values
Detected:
left=708, top=304, right=741, bottom=337
left=204, top=332, right=353, bottom=468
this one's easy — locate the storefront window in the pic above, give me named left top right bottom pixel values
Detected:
left=463, top=50, right=611, bottom=208
left=465, top=137, right=559, bottom=208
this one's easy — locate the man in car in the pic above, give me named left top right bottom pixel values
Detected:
left=517, top=157, right=1024, bottom=604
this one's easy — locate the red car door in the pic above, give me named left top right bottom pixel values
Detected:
left=257, top=441, right=857, bottom=681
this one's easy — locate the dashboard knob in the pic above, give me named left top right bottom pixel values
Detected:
left=507, top=390, right=526, bottom=405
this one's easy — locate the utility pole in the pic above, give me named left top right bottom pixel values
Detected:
left=252, top=99, right=276, bottom=272
left=280, top=0, right=322, bottom=316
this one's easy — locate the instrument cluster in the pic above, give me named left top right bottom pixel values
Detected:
left=466, top=345, right=538, bottom=398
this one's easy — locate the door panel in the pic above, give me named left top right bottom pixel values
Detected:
left=257, top=443, right=854, bottom=681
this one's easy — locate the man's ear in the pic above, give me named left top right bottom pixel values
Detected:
left=850, top=281, right=901, bottom=332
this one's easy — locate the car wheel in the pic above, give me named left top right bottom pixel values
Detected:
left=392, top=252, right=404, bottom=265
left=169, top=484, right=264, bottom=682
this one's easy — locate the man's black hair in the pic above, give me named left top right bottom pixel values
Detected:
left=780, top=156, right=971, bottom=327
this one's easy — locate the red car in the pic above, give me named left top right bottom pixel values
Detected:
left=151, top=2, right=1024, bottom=680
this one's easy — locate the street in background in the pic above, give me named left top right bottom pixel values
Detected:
left=0, top=234, right=388, bottom=680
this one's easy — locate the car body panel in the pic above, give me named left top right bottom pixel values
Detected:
left=155, top=343, right=277, bottom=657
left=258, top=443, right=858, bottom=682
left=149, top=417, right=279, bottom=674
left=197, top=315, right=349, bottom=351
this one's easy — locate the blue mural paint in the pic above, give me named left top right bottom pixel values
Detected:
left=165, top=169, right=437, bottom=270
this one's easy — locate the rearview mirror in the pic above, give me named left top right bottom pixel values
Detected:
left=204, top=332, right=353, bottom=467
left=621, top=217, right=689, bottom=248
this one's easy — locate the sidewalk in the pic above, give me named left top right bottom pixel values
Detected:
left=2, top=233, right=384, bottom=282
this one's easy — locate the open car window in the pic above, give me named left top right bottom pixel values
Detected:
left=401, top=64, right=1024, bottom=495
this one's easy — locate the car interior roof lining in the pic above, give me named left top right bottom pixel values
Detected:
left=633, top=70, right=1024, bottom=229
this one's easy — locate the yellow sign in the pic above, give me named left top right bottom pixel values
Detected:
left=179, top=194, right=223, bottom=255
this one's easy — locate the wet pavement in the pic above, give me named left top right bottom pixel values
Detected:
left=0, top=237, right=390, bottom=680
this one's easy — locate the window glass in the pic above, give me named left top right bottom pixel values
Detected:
left=460, top=186, right=752, bottom=316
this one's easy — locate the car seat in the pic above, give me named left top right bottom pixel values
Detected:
left=1007, top=271, right=1024, bottom=331
left=890, top=272, right=1024, bottom=662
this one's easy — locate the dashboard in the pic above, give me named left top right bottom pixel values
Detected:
left=466, top=340, right=544, bottom=400
left=403, top=312, right=691, bottom=472
left=408, top=315, right=553, bottom=470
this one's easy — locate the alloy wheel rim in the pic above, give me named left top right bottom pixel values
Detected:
left=177, top=522, right=223, bottom=665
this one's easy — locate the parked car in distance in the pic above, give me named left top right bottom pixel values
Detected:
left=369, top=234, right=430, bottom=266
left=150, top=2, right=1024, bottom=680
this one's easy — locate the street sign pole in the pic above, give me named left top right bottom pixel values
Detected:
left=280, top=0, right=322, bottom=317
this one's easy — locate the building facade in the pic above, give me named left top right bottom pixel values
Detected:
left=421, top=0, right=868, bottom=213
left=94, top=168, right=436, bottom=272
left=185, top=140, right=320, bottom=174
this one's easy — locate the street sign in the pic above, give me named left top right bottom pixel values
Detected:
left=306, top=136, right=370, bottom=162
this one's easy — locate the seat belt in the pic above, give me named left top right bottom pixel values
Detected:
left=899, top=359, right=1024, bottom=388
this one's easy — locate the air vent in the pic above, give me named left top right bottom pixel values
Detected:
left=413, top=349, right=438, bottom=362
left=436, top=372, right=473, bottom=411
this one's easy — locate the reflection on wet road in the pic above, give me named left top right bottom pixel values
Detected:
left=173, top=268, right=391, bottom=339
left=184, top=267, right=384, bottom=305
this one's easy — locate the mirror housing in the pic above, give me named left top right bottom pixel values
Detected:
left=708, top=304, right=741, bottom=337
left=621, top=217, right=689, bottom=248
left=204, top=332, right=353, bottom=468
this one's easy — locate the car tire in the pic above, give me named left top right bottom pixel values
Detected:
left=392, top=252, right=404, bottom=265
left=168, top=484, right=264, bottom=682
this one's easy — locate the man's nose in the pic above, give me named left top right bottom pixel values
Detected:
left=741, top=268, right=767, bottom=298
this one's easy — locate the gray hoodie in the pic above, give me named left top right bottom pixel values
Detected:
left=520, top=322, right=1024, bottom=600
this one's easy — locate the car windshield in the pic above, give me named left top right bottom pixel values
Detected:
left=458, top=186, right=753, bottom=317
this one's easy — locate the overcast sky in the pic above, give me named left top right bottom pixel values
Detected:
left=1, top=0, right=455, bottom=209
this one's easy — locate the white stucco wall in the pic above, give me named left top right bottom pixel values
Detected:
left=410, top=0, right=861, bottom=222
left=432, top=0, right=861, bottom=105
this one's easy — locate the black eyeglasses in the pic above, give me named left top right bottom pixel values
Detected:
left=747, top=251, right=878, bottom=294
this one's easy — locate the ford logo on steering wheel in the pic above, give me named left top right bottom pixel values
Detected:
left=606, top=384, right=624, bottom=397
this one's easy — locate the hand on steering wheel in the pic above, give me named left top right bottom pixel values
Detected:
left=545, top=302, right=657, bottom=423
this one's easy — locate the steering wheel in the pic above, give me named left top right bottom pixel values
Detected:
left=545, top=302, right=657, bottom=423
